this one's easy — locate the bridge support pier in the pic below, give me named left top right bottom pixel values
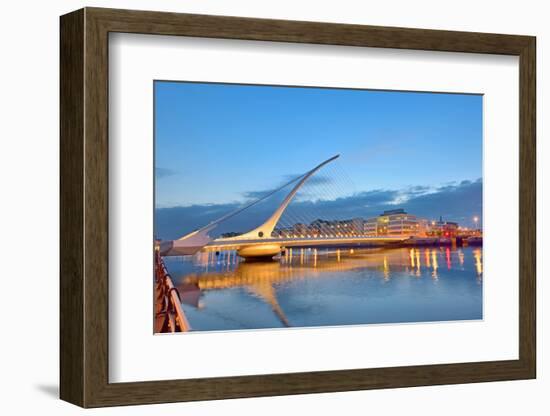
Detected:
left=237, top=244, right=282, bottom=260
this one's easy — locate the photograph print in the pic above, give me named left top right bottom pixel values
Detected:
left=154, top=81, right=483, bottom=334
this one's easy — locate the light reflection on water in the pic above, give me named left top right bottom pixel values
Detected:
left=165, top=246, right=483, bottom=332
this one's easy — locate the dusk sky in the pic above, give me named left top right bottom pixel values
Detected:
left=154, top=81, right=482, bottom=240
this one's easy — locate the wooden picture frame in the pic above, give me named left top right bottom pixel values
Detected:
left=60, top=7, right=536, bottom=408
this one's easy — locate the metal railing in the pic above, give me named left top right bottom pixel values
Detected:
left=154, top=251, right=191, bottom=333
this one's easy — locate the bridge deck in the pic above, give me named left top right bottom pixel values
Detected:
left=206, top=235, right=408, bottom=251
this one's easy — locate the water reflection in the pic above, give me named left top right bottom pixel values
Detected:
left=165, top=246, right=483, bottom=331
left=431, top=249, right=439, bottom=280
left=474, top=248, right=483, bottom=276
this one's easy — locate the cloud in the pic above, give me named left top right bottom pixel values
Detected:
left=241, top=174, right=333, bottom=200
left=155, top=178, right=482, bottom=240
left=242, top=189, right=275, bottom=200
left=155, top=167, right=178, bottom=179
left=283, top=174, right=333, bottom=187
left=407, top=185, right=431, bottom=194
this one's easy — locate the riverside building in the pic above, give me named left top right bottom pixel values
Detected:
left=364, top=209, right=421, bottom=236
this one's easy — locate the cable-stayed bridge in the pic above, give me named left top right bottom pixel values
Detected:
left=159, top=155, right=407, bottom=259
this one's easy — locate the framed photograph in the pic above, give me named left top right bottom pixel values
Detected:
left=60, top=7, right=536, bottom=407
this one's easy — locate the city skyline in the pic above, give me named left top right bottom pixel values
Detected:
left=155, top=176, right=482, bottom=240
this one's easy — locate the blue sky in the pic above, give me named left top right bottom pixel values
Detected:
left=154, top=81, right=482, bottom=239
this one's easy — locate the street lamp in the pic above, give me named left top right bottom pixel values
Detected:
left=473, top=216, right=479, bottom=228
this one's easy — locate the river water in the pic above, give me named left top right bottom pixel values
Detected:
left=164, top=246, right=483, bottom=332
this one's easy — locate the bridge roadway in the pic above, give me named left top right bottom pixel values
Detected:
left=204, top=235, right=408, bottom=258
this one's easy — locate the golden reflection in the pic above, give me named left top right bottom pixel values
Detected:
left=431, top=249, right=438, bottom=280
left=474, top=248, right=483, bottom=277
left=184, top=248, right=410, bottom=290
left=180, top=246, right=483, bottom=293
left=383, top=256, right=389, bottom=281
